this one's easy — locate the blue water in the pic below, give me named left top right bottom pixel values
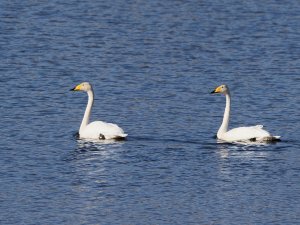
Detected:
left=1, top=1, right=300, bottom=224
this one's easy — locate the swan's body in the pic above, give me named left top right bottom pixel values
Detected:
left=71, top=82, right=127, bottom=140
left=211, top=85, right=280, bottom=143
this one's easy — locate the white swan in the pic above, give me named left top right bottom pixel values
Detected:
left=211, top=84, right=280, bottom=143
left=70, top=82, right=127, bottom=140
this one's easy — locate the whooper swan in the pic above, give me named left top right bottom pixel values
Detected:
left=70, top=82, right=127, bottom=140
left=211, top=84, right=280, bottom=143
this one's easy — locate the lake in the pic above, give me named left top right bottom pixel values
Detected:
left=0, top=0, right=299, bottom=224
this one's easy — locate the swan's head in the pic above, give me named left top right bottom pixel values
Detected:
left=70, top=82, right=92, bottom=92
left=211, top=84, right=228, bottom=94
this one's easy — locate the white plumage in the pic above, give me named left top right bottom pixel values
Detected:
left=71, top=82, right=127, bottom=140
left=211, top=85, right=280, bottom=143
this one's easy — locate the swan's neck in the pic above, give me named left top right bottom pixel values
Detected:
left=80, top=89, right=94, bottom=133
left=218, top=91, right=230, bottom=137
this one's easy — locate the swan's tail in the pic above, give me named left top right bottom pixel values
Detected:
left=250, top=136, right=281, bottom=143
left=261, top=136, right=281, bottom=142
left=254, top=125, right=281, bottom=142
left=113, top=133, right=128, bottom=141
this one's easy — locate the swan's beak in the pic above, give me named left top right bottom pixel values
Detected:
left=211, top=86, right=222, bottom=94
left=70, top=84, right=81, bottom=91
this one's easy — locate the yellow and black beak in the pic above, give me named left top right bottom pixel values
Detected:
left=210, top=85, right=222, bottom=94
left=70, top=84, right=81, bottom=91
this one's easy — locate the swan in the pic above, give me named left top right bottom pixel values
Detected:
left=211, top=84, right=280, bottom=143
left=70, top=82, right=127, bottom=140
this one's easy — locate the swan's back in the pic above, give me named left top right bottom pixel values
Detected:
left=80, top=121, right=127, bottom=140
left=221, top=125, right=271, bottom=142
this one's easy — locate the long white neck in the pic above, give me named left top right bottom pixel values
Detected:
left=79, top=89, right=94, bottom=133
left=217, top=91, right=230, bottom=137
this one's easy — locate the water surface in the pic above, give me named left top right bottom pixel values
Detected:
left=0, top=1, right=299, bottom=224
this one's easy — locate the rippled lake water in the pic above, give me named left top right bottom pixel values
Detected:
left=1, top=1, right=300, bottom=224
